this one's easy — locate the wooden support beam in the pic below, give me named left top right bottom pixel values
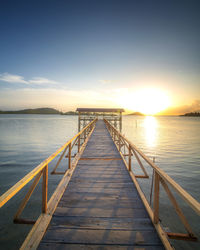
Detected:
left=120, top=111, right=122, bottom=132
left=114, top=130, right=116, bottom=142
left=70, top=136, right=78, bottom=151
left=14, top=218, right=36, bottom=225
left=167, top=232, right=197, bottom=241
left=84, top=128, right=86, bottom=141
left=13, top=171, right=43, bottom=222
left=78, top=135, right=80, bottom=152
left=51, top=146, right=68, bottom=174
left=78, top=112, right=80, bottom=132
left=128, top=144, right=131, bottom=171
left=50, top=171, right=66, bottom=175
left=135, top=175, right=149, bottom=178
left=68, top=143, right=71, bottom=169
left=42, top=165, right=48, bottom=213
left=65, top=154, right=75, bottom=158
left=123, top=153, right=133, bottom=156
left=160, top=177, right=196, bottom=238
left=132, top=149, right=149, bottom=178
left=118, top=134, right=121, bottom=151
left=153, top=171, right=160, bottom=224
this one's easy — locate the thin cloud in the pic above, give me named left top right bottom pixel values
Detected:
left=28, top=77, right=57, bottom=85
left=0, top=73, right=28, bottom=84
left=0, top=73, right=58, bottom=85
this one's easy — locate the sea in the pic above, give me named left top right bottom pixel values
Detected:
left=0, top=114, right=199, bottom=249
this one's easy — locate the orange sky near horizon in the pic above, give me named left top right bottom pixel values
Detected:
left=0, top=84, right=199, bottom=116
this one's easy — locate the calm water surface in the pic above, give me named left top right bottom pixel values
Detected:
left=0, top=114, right=199, bottom=249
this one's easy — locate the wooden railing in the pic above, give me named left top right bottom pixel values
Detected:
left=104, top=119, right=200, bottom=243
left=0, top=118, right=97, bottom=225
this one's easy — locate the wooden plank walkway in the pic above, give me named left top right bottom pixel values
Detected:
left=38, top=120, right=164, bottom=249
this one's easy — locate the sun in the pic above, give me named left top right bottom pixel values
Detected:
left=119, top=88, right=171, bottom=115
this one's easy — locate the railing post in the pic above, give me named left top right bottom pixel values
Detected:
left=128, top=144, right=131, bottom=171
left=68, top=143, right=71, bottom=169
left=78, top=112, right=80, bottom=132
left=118, top=134, right=121, bottom=151
left=87, top=127, right=89, bottom=137
left=42, top=164, right=48, bottom=213
left=84, top=128, right=86, bottom=141
left=153, top=171, right=160, bottom=224
left=78, top=135, right=80, bottom=152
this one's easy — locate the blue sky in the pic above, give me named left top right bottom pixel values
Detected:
left=0, top=0, right=200, bottom=114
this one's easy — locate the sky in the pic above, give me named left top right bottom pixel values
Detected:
left=0, top=0, right=200, bottom=114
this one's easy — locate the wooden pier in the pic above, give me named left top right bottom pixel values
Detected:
left=0, top=116, right=200, bottom=249
left=38, top=120, right=164, bottom=249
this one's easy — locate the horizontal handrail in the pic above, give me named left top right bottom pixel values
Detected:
left=104, top=118, right=199, bottom=244
left=0, top=118, right=97, bottom=208
left=104, top=119, right=200, bottom=215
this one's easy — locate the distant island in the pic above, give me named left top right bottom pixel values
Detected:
left=0, top=108, right=78, bottom=115
left=127, top=112, right=144, bottom=116
left=181, top=112, right=200, bottom=117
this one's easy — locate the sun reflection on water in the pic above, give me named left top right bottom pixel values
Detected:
left=143, top=116, right=158, bottom=147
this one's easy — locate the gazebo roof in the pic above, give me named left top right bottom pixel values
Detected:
left=76, top=108, right=124, bottom=112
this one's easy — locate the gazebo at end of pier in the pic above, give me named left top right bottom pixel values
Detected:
left=76, top=107, right=124, bottom=132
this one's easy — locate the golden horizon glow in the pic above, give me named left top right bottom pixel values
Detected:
left=118, top=87, right=171, bottom=115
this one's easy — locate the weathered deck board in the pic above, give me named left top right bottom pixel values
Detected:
left=38, top=120, right=164, bottom=249
left=50, top=216, right=154, bottom=230
left=38, top=244, right=164, bottom=250
left=39, top=228, right=162, bottom=245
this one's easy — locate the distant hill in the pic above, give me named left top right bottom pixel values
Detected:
left=0, top=108, right=61, bottom=114
left=181, top=112, right=200, bottom=117
left=127, top=112, right=144, bottom=116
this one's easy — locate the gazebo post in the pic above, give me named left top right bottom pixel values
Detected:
left=120, top=111, right=122, bottom=132
left=78, top=111, right=81, bottom=132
